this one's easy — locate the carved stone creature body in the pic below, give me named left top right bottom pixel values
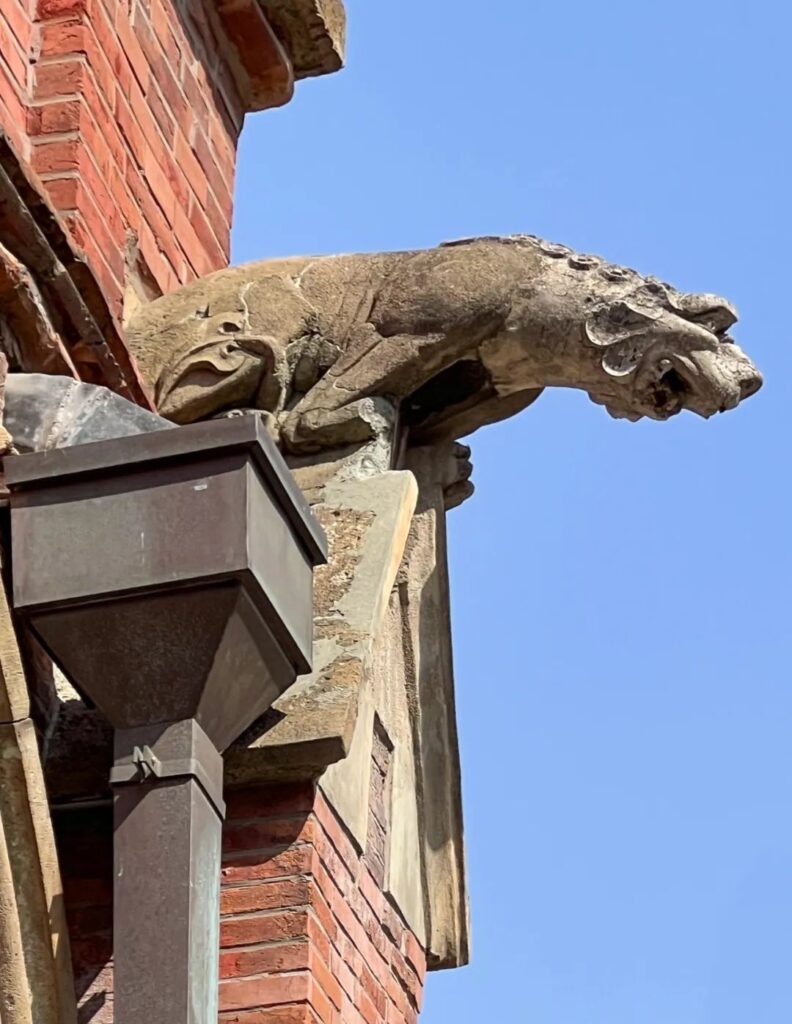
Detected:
left=127, top=236, right=762, bottom=452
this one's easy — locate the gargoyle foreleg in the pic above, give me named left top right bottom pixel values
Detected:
left=281, top=313, right=505, bottom=453
left=281, top=326, right=443, bottom=452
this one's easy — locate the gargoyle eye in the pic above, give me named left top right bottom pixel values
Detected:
left=219, top=321, right=241, bottom=334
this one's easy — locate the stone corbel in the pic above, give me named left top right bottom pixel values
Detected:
left=215, top=0, right=347, bottom=112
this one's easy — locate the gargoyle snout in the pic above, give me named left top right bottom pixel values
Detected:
left=723, top=343, right=763, bottom=409
left=738, top=365, right=763, bottom=401
left=685, top=341, right=764, bottom=416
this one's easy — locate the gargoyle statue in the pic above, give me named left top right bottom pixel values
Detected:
left=126, top=235, right=762, bottom=453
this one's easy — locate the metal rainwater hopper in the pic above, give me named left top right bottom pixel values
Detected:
left=5, top=414, right=327, bottom=1024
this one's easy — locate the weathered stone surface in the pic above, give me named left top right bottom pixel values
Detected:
left=0, top=534, right=75, bottom=1022
left=0, top=721, right=65, bottom=1024
left=399, top=444, right=473, bottom=970
left=127, top=236, right=762, bottom=456
left=0, top=600, right=76, bottom=1022
left=0, top=718, right=76, bottom=1023
left=0, top=800, right=30, bottom=1024
left=261, top=0, right=346, bottom=80
left=0, top=246, right=76, bottom=381
left=226, top=469, right=417, bottom=782
left=0, top=570, right=29, bottom=728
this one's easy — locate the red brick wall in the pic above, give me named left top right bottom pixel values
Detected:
left=0, top=0, right=243, bottom=326
left=0, top=1, right=34, bottom=158
left=57, top=781, right=426, bottom=1024
left=28, top=0, right=243, bottom=319
left=221, top=782, right=425, bottom=1024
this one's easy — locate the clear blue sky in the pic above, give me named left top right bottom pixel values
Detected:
left=232, top=2, right=790, bottom=1020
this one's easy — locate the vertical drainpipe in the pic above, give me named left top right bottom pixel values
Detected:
left=111, top=721, right=226, bottom=1023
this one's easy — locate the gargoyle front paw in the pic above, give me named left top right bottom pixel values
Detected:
left=407, top=440, right=475, bottom=510
left=441, top=442, right=475, bottom=509
left=156, top=332, right=284, bottom=424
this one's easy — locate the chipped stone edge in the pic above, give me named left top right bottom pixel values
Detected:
left=260, top=0, right=346, bottom=80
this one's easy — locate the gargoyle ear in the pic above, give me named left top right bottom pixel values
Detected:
left=599, top=337, right=653, bottom=377
left=586, top=301, right=660, bottom=347
left=665, top=292, right=738, bottom=335
left=586, top=301, right=660, bottom=377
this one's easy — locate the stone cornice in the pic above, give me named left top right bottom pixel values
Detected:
left=260, top=0, right=346, bottom=81
left=216, top=0, right=346, bottom=112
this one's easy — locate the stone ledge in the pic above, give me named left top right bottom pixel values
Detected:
left=217, top=0, right=346, bottom=112
left=261, top=0, right=346, bottom=81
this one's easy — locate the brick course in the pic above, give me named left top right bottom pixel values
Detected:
left=0, top=1, right=34, bottom=158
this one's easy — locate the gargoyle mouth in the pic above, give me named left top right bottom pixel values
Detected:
left=644, top=340, right=763, bottom=420
left=598, top=337, right=763, bottom=423
left=649, top=363, right=690, bottom=417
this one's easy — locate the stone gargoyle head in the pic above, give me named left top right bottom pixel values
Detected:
left=478, top=239, right=763, bottom=425
left=582, top=286, right=762, bottom=422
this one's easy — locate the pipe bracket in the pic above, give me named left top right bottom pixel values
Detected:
left=111, top=720, right=226, bottom=817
